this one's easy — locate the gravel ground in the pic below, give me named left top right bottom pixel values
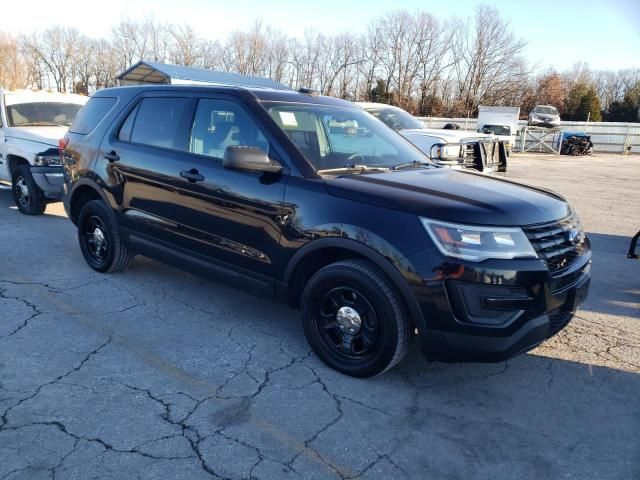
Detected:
left=0, top=153, right=638, bottom=479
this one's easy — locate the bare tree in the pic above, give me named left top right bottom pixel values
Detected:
left=0, top=32, right=28, bottom=89
left=169, top=24, right=202, bottom=66
left=452, top=5, right=530, bottom=115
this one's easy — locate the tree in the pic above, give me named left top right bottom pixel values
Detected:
left=369, top=79, right=391, bottom=104
left=564, top=82, right=601, bottom=121
left=452, top=5, right=530, bottom=115
left=535, top=71, right=566, bottom=112
left=0, top=32, right=28, bottom=89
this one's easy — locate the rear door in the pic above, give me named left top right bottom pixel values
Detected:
left=97, top=92, right=229, bottom=250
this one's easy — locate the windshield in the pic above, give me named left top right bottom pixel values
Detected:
left=5, top=102, right=83, bottom=127
left=265, top=102, right=429, bottom=172
left=364, top=107, right=425, bottom=131
left=534, top=106, right=558, bottom=115
left=480, top=125, right=511, bottom=136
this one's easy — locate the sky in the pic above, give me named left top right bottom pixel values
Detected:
left=3, top=0, right=639, bottom=72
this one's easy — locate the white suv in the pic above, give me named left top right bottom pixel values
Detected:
left=0, top=90, right=87, bottom=214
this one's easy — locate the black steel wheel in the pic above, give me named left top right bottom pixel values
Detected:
left=77, top=200, right=133, bottom=273
left=301, top=259, right=410, bottom=377
left=315, top=286, right=381, bottom=361
left=11, top=165, right=46, bottom=215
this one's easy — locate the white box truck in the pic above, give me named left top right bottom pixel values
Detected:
left=477, top=106, right=520, bottom=155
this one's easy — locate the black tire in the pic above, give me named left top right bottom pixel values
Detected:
left=12, top=165, right=46, bottom=215
left=301, top=259, right=410, bottom=377
left=77, top=200, right=133, bottom=273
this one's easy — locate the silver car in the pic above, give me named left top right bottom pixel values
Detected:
left=528, top=105, right=561, bottom=128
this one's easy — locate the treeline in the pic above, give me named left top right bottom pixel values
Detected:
left=0, top=6, right=639, bottom=121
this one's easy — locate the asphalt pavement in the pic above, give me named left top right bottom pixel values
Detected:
left=0, top=153, right=638, bottom=479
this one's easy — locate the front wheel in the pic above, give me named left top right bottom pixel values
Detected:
left=77, top=200, right=133, bottom=273
left=301, top=259, right=410, bottom=377
left=12, top=165, right=46, bottom=215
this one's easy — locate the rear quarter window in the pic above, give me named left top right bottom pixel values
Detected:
left=69, top=97, right=117, bottom=134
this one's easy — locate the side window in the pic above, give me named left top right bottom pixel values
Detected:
left=129, top=97, right=189, bottom=150
left=189, top=99, right=270, bottom=160
left=118, top=104, right=139, bottom=142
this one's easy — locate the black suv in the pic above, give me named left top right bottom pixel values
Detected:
left=61, top=85, right=591, bottom=377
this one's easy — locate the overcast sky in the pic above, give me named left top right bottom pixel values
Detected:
left=4, top=0, right=639, bottom=72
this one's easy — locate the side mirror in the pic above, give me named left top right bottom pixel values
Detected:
left=223, top=146, right=283, bottom=174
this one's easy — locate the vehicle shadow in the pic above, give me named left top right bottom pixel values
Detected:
left=581, top=232, right=639, bottom=319
left=0, top=188, right=67, bottom=221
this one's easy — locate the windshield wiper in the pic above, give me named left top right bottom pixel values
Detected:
left=391, top=160, right=432, bottom=170
left=316, top=165, right=390, bottom=175
left=16, top=121, right=68, bottom=127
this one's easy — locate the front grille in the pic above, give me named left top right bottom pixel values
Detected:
left=523, top=214, right=587, bottom=274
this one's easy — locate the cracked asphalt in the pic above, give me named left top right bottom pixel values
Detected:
left=0, top=153, right=639, bottom=479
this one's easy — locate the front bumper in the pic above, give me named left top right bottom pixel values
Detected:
left=400, top=247, right=591, bottom=362
left=31, top=165, right=64, bottom=200
left=529, top=118, right=560, bottom=128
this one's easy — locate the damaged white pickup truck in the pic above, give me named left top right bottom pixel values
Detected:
left=0, top=90, right=87, bottom=214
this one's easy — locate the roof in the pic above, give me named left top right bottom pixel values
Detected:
left=1, top=89, right=87, bottom=105
left=92, top=84, right=358, bottom=108
left=356, top=101, right=399, bottom=110
left=116, top=61, right=291, bottom=91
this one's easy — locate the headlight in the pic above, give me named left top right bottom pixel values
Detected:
left=431, top=145, right=460, bottom=159
left=34, top=155, right=61, bottom=166
left=420, top=217, right=538, bottom=262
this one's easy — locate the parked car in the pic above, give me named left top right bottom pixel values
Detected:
left=0, top=89, right=87, bottom=214
left=61, top=85, right=591, bottom=377
left=528, top=105, right=561, bottom=128
left=477, top=105, right=520, bottom=155
left=358, top=102, right=507, bottom=173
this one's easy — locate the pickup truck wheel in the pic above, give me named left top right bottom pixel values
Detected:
left=301, top=259, right=410, bottom=377
left=77, top=200, right=133, bottom=273
left=12, top=165, right=46, bottom=215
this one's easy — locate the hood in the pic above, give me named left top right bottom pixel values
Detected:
left=324, top=169, right=569, bottom=226
left=399, top=128, right=494, bottom=143
left=4, top=126, right=68, bottom=147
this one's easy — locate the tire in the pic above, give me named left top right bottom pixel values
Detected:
left=12, top=165, right=46, bottom=215
left=77, top=200, right=133, bottom=273
left=301, top=259, right=410, bottom=377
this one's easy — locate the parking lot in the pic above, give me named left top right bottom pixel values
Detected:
left=0, top=153, right=638, bottom=479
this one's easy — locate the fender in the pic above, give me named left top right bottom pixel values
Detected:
left=66, top=177, right=115, bottom=224
left=281, top=236, right=426, bottom=334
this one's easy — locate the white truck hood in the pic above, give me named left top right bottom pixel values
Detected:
left=4, top=126, right=68, bottom=148
left=399, top=128, right=495, bottom=143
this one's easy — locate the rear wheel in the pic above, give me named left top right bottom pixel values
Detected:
left=77, top=200, right=133, bottom=273
left=12, top=165, right=46, bottom=215
left=301, top=259, right=410, bottom=377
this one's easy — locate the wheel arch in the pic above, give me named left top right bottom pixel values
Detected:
left=282, top=237, right=425, bottom=334
left=6, top=154, right=29, bottom=176
left=68, top=180, right=111, bottom=225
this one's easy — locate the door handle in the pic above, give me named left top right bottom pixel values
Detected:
left=180, top=168, right=205, bottom=183
left=104, top=151, right=120, bottom=162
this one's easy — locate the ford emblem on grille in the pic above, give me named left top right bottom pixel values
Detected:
left=566, top=229, right=584, bottom=245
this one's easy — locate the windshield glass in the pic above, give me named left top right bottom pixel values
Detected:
left=364, top=107, right=425, bottom=131
left=265, top=102, right=429, bottom=172
left=534, top=106, right=558, bottom=115
left=481, top=125, right=511, bottom=136
left=5, top=102, right=83, bottom=127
